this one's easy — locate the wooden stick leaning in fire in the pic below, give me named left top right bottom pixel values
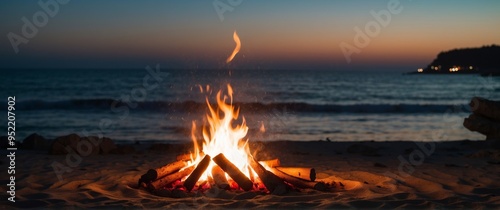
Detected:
left=276, top=167, right=316, bottom=182
left=268, top=167, right=326, bottom=191
left=258, top=158, right=280, bottom=167
left=211, top=165, right=230, bottom=190
left=248, top=155, right=288, bottom=195
left=183, top=155, right=211, bottom=191
left=257, top=158, right=316, bottom=182
left=141, top=159, right=188, bottom=184
left=147, top=165, right=195, bottom=192
left=213, top=153, right=254, bottom=191
left=247, top=165, right=255, bottom=182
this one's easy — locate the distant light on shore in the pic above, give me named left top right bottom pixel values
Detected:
left=417, top=68, right=423, bottom=73
left=449, top=67, right=460, bottom=72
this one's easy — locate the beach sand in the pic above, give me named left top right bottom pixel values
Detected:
left=2, top=140, right=499, bottom=209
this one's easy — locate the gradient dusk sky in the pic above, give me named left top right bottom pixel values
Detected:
left=1, top=0, right=499, bottom=70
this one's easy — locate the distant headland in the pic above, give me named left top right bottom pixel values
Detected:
left=410, top=45, right=500, bottom=76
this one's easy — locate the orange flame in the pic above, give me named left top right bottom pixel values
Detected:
left=189, top=84, right=254, bottom=182
left=226, top=31, right=241, bottom=63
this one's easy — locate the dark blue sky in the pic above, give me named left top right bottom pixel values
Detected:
left=1, top=0, right=499, bottom=70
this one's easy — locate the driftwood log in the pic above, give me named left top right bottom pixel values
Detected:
left=184, top=155, right=211, bottom=191
left=147, top=165, right=195, bottom=191
left=464, top=114, right=500, bottom=139
left=470, top=97, right=500, bottom=121
left=464, top=97, right=500, bottom=140
left=213, top=153, right=253, bottom=191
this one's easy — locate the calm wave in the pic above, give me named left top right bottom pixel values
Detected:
left=10, top=99, right=470, bottom=114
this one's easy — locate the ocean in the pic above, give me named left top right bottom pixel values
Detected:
left=1, top=68, right=498, bottom=143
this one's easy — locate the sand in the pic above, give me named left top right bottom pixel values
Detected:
left=2, top=140, right=499, bottom=209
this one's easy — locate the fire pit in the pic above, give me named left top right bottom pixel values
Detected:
left=138, top=31, right=329, bottom=197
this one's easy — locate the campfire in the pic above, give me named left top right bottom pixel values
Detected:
left=138, top=31, right=327, bottom=196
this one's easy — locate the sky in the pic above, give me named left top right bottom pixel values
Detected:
left=0, top=0, right=499, bottom=71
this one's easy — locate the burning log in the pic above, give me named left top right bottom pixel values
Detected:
left=258, top=158, right=280, bottom=167
left=141, top=159, right=188, bottom=184
left=247, top=165, right=255, bottom=182
left=211, top=165, right=230, bottom=190
left=176, top=153, right=192, bottom=161
left=213, top=153, right=253, bottom=191
left=176, top=152, right=204, bottom=161
left=183, top=155, right=211, bottom=191
left=276, top=167, right=316, bottom=181
left=470, top=97, right=500, bottom=121
left=147, top=165, right=195, bottom=192
left=248, top=156, right=287, bottom=194
left=268, top=167, right=326, bottom=191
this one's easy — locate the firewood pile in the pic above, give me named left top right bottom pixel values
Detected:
left=138, top=153, right=328, bottom=197
left=463, top=97, right=500, bottom=140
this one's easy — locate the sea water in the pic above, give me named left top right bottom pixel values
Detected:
left=1, top=69, right=498, bottom=143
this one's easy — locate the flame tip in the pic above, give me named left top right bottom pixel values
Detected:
left=226, top=31, right=241, bottom=63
